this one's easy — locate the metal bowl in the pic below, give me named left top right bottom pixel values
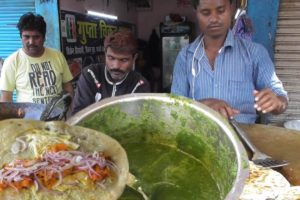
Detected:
left=67, top=93, right=249, bottom=199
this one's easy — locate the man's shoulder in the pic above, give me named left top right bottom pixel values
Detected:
left=233, top=37, right=266, bottom=53
left=129, top=71, right=150, bottom=85
left=44, top=47, right=65, bottom=58
left=232, top=37, right=272, bottom=65
left=82, top=63, right=104, bottom=74
left=44, top=47, right=60, bottom=53
left=184, top=37, right=202, bottom=54
left=127, top=71, right=150, bottom=92
left=2, top=49, right=23, bottom=67
left=5, top=49, right=23, bottom=61
left=80, top=63, right=105, bottom=82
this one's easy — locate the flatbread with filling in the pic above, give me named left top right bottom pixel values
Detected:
left=0, top=119, right=129, bottom=200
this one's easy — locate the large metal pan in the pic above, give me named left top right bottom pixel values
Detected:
left=67, top=93, right=249, bottom=200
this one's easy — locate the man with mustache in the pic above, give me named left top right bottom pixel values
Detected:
left=71, top=30, right=150, bottom=115
left=0, top=12, right=73, bottom=104
left=171, top=0, right=288, bottom=124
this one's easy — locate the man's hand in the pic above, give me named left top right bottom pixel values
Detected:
left=63, top=82, right=74, bottom=98
left=253, top=89, right=288, bottom=114
left=198, top=98, right=240, bottom=119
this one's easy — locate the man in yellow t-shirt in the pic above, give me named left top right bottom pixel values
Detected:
left=0, top=12, right=73, bottom=104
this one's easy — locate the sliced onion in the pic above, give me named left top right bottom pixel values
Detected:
left=16, top=137, right=27, bottom=152
left=8, top=182, right=19, bottom=192
left=11, top=141, right=21, bottom=154
left=34, top=179, right=39, bottom=192
left=52, top=171, right=63, bottom=188
left=1, top=149, right=115, bottom=192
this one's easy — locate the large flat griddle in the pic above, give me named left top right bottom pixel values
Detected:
left=239, top=123, right=300, bottom=185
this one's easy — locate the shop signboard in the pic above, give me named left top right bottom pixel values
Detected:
left=60, top=10, right=134, bottom=82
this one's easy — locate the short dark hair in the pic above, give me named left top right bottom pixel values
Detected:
left=17, top=12, right=46, bottom=38
left=191, top=0, right=233, bottom=9
left=104, top=30, right=138, bottom=55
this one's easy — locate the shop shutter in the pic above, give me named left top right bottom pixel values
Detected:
left=0, top=0, right=35, bottom=59
left=0, top=0, right=35, bottom=101
left=270, top=0, right=300, bottom=125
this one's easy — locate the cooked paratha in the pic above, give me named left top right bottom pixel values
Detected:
left=276, top=186, right=300, bottom=200
left=240, top=162, right=290, bottom=200
left=0, top=119, right=129, bottom=200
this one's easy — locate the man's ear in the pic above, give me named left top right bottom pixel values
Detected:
left=132, top=54, right=138, bottom=71
left=133, top=53, right=138, bottom=62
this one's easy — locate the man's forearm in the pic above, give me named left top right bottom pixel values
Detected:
left=0, top=91, right=13, bottom=102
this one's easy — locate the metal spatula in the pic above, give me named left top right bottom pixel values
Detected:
left=230, top=119, right=288, bottom=168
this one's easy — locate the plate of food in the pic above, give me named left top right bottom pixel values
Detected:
left=0, top=119, right=129, bottom=200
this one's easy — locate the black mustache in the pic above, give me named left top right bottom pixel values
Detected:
left=208, top=24, right=221, bottom=28
left=110, top=69, right=125, bottom=74
left=28, top=45, right=38, bottom=48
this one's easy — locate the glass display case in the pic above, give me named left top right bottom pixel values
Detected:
left=160, top=22, right=193, bottom=92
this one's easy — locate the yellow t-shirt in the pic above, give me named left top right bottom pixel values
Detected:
left=0, top=48, right=73, bottom=104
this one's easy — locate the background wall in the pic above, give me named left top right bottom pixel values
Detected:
left=59, top=0, right=137, bottom=25
left=60, top=0, right=197, bottom=41
left=137, top=0, right=197, bottom=40
left=59, top=0, right=280, bottom=55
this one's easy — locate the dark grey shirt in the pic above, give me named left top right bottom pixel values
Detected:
left=72, top=64, right=150, bottom=115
